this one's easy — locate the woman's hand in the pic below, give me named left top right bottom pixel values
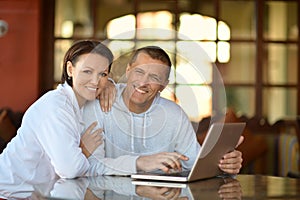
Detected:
left=80, top=122, right=103, bottom=158
left=98, top=79, right=116, bottom=112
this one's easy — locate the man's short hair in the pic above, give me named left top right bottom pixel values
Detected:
left=129, top=46, right=172, bottom=67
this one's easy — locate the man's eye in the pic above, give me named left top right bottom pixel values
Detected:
left=150, top=76, right=160, bottom=82
left=135, top=70, right=144, bottom=74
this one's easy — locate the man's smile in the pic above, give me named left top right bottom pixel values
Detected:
left=134, top=85, right=148, bottom=94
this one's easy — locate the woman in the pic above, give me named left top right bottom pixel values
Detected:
left=0, top=40, right=114, bottom=185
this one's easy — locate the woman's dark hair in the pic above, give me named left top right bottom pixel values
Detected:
left=61, top=40, right=114, bottom=86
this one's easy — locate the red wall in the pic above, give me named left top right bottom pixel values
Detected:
left=0, top=0, right=40, bottom=112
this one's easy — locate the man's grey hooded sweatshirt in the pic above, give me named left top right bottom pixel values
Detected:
left=83, top=84, right=200, bottom=175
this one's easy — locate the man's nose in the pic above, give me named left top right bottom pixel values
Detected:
left=139, top=75, right=150, bottom=85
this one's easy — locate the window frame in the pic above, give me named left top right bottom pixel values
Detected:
left=39, top=0, right=300, bottom=121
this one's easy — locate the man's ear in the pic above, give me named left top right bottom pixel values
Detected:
left=66, top=61, right=73, bottom=77
left=125, top=64, right=131, bottom=78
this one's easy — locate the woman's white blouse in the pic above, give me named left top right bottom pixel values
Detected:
left=0, top=83, right=90, bottom=185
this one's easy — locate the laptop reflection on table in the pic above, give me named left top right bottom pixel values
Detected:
left=131, top=122, right=246, bottom=182
left=132, top=175, right=241, bottom=200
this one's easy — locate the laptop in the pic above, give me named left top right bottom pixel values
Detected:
left=131, top=122, right=246, bottom=182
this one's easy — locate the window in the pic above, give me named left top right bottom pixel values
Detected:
left=49, top=0, right=299, bottom=124
left=104, top=11, right=230, bottom=122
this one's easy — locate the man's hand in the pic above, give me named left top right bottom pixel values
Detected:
left=80, top=122, right=103, bottom=158
left=136, top=185, right=185, bottom=200
left=218, top=178, right=242, bottom=200
left=136, top=152, right=189, bottom=173
left=218, top=135, right=244, bottom=174
left=236, top=136, right=244, bottom=148
left=219, top=150, right=243, bottom=174
left=98, top=79, right=116, bottom=112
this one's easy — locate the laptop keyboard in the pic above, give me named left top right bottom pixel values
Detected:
left=163, top=170, right=190, bottom=177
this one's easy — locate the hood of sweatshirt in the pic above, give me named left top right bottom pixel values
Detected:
left=112, top=84, right=168, bottom=152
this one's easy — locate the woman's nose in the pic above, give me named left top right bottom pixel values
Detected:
left=91, top=74, right=100, bottom=84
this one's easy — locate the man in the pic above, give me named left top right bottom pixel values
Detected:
left=83, top=46, right=243, bottom=175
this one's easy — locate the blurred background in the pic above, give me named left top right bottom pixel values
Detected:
left=0, top=0, right=299, bottom=176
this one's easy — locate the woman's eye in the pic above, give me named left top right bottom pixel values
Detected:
left=83, top=70, right=92, bottom=74
left=99, top=72, right=108, bottom=77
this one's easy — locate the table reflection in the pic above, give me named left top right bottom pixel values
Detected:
left=237, top=175, right=300, bottom=199
left=0, top=175, right=241, bottom=200
left=3, top=174, right=300, bottom=199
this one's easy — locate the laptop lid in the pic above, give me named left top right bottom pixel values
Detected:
left=188, top=122, right=245, bottom=181
left=131, top=122, right=245, bottom=182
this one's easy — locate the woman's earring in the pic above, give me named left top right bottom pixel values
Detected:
left=68, top=76, right=71, bottom=80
